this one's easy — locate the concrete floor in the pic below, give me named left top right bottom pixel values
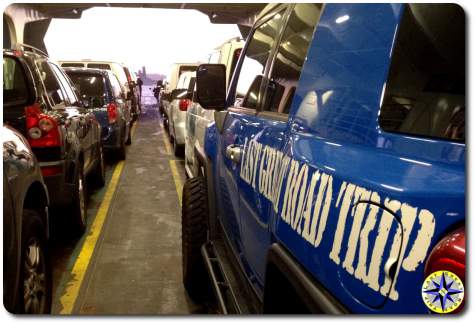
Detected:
left=50, top=101, right=206, bottom=314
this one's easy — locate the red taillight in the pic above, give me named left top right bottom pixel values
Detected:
left=424, top=226, right=465, bottom=312
left=179, top=99, right=191, bottom=111
left=25, top=105, right=61, bottom=147
left=107, top=103, right=118, bottom=123
left=40, top=166, right=63, bottom=177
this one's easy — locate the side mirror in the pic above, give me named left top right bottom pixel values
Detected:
left=195, top=64, right=226, bottom=110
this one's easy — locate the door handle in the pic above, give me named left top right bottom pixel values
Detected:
left=226, top=144, right=242, bottom=163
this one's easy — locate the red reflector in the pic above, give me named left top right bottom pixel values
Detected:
left=41, top=166, right=63, bottom=177
left=107, top=103, right=118, bottom=123
left=179, top=99, right=191, bottom=111
left=13, top=49, right=23, bottom=57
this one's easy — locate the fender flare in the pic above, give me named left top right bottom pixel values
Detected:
left=194, top=144, right=219, bottom=239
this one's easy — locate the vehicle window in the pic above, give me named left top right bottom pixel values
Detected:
left=50, top=63, right=78, bottom=105
left=61, top=63, right=85, bottom=68
left=262, top=4, right=322, bottom=114
left=36, top=60, right=67, bottom=108
left=87, top=63, right=111, bottom=70
left=187, top=77, right=196, bottom=93
left=123, top=67, right=132, bottom=82
left=379, top=4, right=465, bottom=142
left=67, top=73, right=107, bottom=107
left=109, top=74, right=122, bottom=98
left=177, top=74, right=187, bottom=89
left=229, top=48, right=242, bottom=81
left=3, top=57, right=29, bottom=106
left=208, top=50, right=220, bottom=64
left=177, top=73, right=193, bottom=89
left=233, top=11, right=285, bottom=109
left=178, top=65, right=197, bottom=77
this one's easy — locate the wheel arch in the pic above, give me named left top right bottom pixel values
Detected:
left=193, top=144, right=219, bottom=240
left=22, top=180, right=50, bottom=239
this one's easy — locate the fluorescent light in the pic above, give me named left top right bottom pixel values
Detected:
left=336, top=15, right=350, bottom=24
left=399, top=157, right=432, bottom=167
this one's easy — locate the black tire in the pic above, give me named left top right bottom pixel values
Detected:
left=92, top=144, right=105, bottom=188
left=70, top=162, right=87, bottom=236
left=182, top=176, right=210, bottom=302
left=125, top=124, right=132, bottom=145
left=116, top=129, right=127, bottom=160
left=18, top=209, right=52, bottom=314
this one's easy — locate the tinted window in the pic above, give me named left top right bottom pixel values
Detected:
left=67, top=73, right=106, bottom=101
left=263, top=4, right=321, bottom=114
left=50, top=63, right=78, bottom=105
left=178, top=65, right=197, bottom=76
left=233, top=11, right=285, bottom=109
left=36, top=60, right=67, bottom=108
left=379, top=4, right=465, bottom=142
left=123, top=67, right=132, bottom=82
left=87, top=63, right=111, bottom=70
left=61, top=63, right=85, bottom=68
left=3, top=56, right=29, bottom=106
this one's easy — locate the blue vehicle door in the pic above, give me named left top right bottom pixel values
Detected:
left=223, top=4, right=323, bottom=297
left=213, top=5, right=287, bottom=293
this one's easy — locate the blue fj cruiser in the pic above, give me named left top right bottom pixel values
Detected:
left=181, top=3, right=465, bottom=314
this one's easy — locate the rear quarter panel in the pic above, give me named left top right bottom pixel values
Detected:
left=268, top=3, right=464, bottom=313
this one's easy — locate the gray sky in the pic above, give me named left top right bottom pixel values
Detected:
left=44, top=7, right=241, bottom=75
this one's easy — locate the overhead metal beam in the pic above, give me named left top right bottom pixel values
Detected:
left=4, top=3, right=267, bottom=53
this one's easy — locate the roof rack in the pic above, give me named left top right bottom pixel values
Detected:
left=15, top=43, right=48, bottom=57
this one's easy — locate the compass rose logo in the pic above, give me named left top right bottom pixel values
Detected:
left=421, top=270, right=464, bottom=313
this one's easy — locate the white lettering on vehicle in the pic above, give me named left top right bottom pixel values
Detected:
left=238, top=137, right=435, bottom=301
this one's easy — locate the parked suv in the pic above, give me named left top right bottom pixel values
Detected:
left=160, top=63, right=198, bottom=129
left=185, top=37, right=244, bottom=177
left=3, top=48, right=105, bottom=235
left=167, top=71, right=195, bottom=156
left=65, top=67, right=132, bottom=159
left=58, top=60, right=139, bottom=121
left=181, top=3, right=465, bottom=314
left=3, top=125, right=52, bottom=314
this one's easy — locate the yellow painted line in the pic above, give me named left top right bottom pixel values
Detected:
left=58, top=161, right=125, bottom=314
left=162, top=131, right=172, bottom=155
left=131, top=120, right=138, bottom=137
left=169, top=160, right=184, bottom=206
left=159, top=119, right=172, bottom=155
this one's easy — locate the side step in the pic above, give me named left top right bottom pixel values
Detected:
left=201, top=242, right=241, bottom=314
